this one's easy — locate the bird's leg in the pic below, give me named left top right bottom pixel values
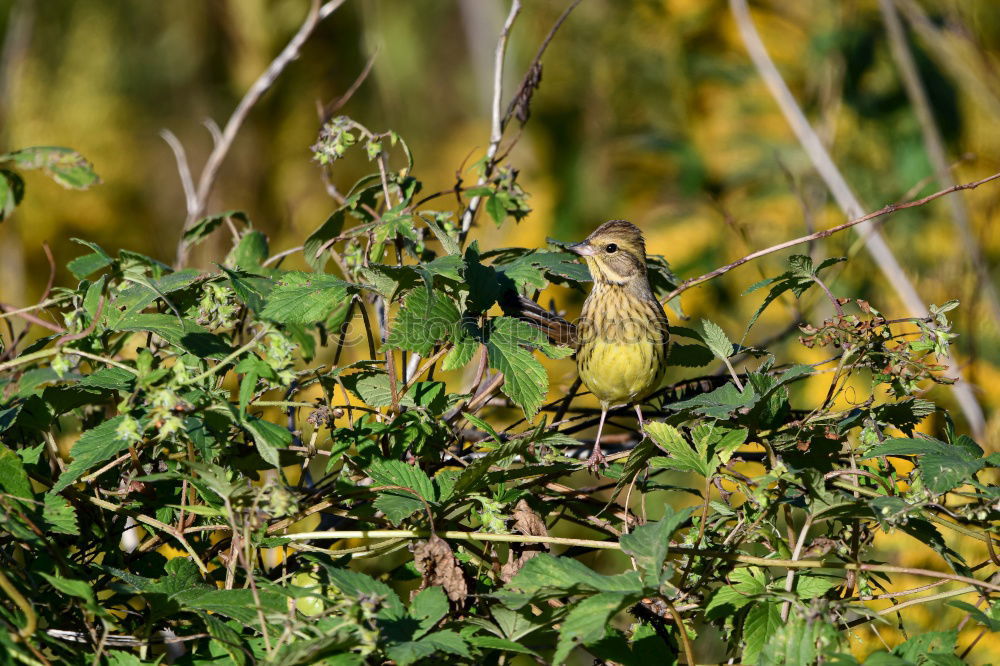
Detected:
left=587, top=407, right=609, bottom=472
left=634, top=403, right=647, bottom=438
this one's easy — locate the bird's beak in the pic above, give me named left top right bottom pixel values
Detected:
left=567, top=241, right=598, bottom=257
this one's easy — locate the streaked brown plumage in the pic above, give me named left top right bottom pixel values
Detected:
left=569, top=220, right=670, bottom=469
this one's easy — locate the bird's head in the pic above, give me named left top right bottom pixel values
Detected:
left=567, top=220, right=647, bottom=285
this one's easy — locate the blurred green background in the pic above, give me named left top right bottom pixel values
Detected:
left=2, top=0, right=999, bottom=659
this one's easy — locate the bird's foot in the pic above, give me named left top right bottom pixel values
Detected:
left=586, top=446, right=607, bottom=474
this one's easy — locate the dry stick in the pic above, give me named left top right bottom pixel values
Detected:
left=171, top=0, right=347, bottom=268
left=458, top=0, right=522, bottom=242
left=728, top=0, right=986, bottom=437
left=879, top=0, right=1000, bottom=328
left=501, top=0, right=584, bottom=131
left=661, top=172, right=1000, bottom=304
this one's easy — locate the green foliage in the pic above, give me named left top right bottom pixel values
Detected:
left=1, top=65, right=997, bottom=666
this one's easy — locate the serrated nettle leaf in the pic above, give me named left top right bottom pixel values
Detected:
left=742, top=601, right=782, bottom=663
left=43, top=492, right=80, bottom=535
left=485, top=317, right=549, bottom=419
left=787, top=254, right=814, bottom=277
left=700, top=319, right=734, bottom=360
left=303, top=208, right=347, bottom=271
left=52, top=415, right=133, bottom=492
left=368, top=459, right=436, bottom=501
left=645, top=422, right=708, bottom=476
left=0, top=443, right=33, bottom=498
left=386, top=287, right=460, bottom=357
left=261, top=272, right=354, bottom=325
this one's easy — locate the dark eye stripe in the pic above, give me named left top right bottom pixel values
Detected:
left=605, top=243, right=618, bottom=253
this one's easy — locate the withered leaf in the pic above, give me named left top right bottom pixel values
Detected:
left=500, top=499, right=550, bottom=583
left=413, top=534, right=468, bottom=604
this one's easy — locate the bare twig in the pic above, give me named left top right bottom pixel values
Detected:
left=172, top=0, right=347, bottom=267
left=320, top=47, right=379, bottom=121
left=662, top=172, right=1000, bottom=303
left=159, top=129, right=197, bottom=215
left=727, top=0, right=986, bottom=435
left=501, top=0, right=584, bottom=130
left=458, top=0, right=522, bottom=243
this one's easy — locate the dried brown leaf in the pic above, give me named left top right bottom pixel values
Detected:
left=413, top=534, right=468, bottom=603
left=500, top=500, right=549, bottom=583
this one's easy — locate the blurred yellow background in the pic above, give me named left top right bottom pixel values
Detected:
left=3, top=0, right=999, bottom=661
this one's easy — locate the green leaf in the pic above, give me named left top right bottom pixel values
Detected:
left=666, top=381, right=759, bottom=419
left=946, top=601, right=1000, bottom=632
left=485, top=317, right=549, bottom=419
left=704, top=584, right=753, bottom=620
left=554, top=592, right=635, bottom=664
left=794, top=574, right=838, bottom=599
left=410, top=586, right=448, bottom=638
left=183, top=210, right=248, bottom=245
left=386, top=286, right=461, bottom=357
left=743, top=601, right=782, bottom=664
left=323, top=568, right=404, bottom=617
left=202, top=615, right=248, bottom=666
left=700, top=319, right=734, bottom=360
left=52, top=415, right=130, bottom=493
left=453, top=436, right=530, bottom=496
left=667, top=343, right=714, bottom=368
left=369, top=459, right=436, bottom=500
left=441, top=327, right=479, bottom=371
left=507, top=554, right=642, bottom=596
left=646, top=422, right=707, bottom=476
left=705, top=567, right=767, bottom=620
left=2, top=146, right=100, bottom=189
left=242, top=415, right=292, bottom=468
left=303, top=208, right=346, bottom=271
left=0, top=443, right=32, bottom=499
left=920, top=454, right=984, bottom=494
left=619, top=505, right=693, bottom=584
left=228, top=230, right=268, bottom=270
left=172, top=587, right=285, bottom=627
left=262, top=272, right=353, bottom=325
left=113, top=313, right=231, bottom=358
left=360, top=263, right=421, bottom=301
left=0, top=169, right=24, bottom=221
left=42, top=492, right=80, bottom=535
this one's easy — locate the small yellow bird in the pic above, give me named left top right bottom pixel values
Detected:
left=568, top=220, right=670, bottom=469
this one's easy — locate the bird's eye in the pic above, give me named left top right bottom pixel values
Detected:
left=605, top=243, right=618, bottom=253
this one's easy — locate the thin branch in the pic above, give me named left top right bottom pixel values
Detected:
left=727, top=0, right=986, bottom=436
left=458, top=0, right=522, bottom=242
left=159, top=129, right=197, bottom=214
left=173, top=0, right=347, bottom=267
left=320, top=47, right=379, bottom=121
left=661, top=172, right=1000, bottom=303
left=501, top=0, right=584, bottom=130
